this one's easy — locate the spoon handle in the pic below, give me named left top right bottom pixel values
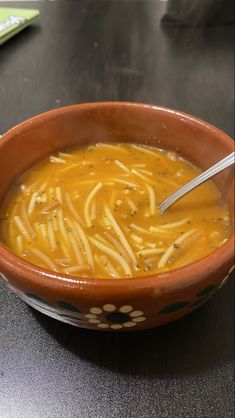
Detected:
left=159, top=151, right=235, bottom=214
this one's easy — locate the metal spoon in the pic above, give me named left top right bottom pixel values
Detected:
left=159, top=151, right=235, bottom=214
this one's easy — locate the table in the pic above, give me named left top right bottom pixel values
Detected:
left=0, top=2, right=234, bottom=417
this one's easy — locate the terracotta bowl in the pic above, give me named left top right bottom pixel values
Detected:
left=0, top=102, right=234, bottom=331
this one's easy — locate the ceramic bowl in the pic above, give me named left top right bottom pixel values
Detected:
left=0, top=103, right=234, bottom=331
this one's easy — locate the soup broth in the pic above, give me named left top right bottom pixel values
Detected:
left=0, top=143, right=231, bottom=278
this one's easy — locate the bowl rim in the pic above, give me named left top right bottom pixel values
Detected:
left=0, top=101, right=234, bottom=293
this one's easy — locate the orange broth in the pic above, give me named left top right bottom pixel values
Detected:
left=0, top=143, right=231, bottom=278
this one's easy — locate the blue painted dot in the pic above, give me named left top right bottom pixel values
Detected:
left=106, top=312, right=129, bottom=323
left=196, top=285, right=217, bottom=298
left=26, top=293, right=51, bottom=307
left=159, top=301, right=189, bottom=314
left=57, top=301, right=80, bottom=312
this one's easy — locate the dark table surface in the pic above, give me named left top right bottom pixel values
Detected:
left=0, top=1, right=234, bottom=417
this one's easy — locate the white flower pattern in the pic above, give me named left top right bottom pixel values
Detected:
left=85, top=304, right=146, bottom=329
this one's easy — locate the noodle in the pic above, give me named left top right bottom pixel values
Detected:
left=158, top=229, right=197, bottom=269
left=31, top=248, right=58, bottom=271
left=73, top=220, right=94, bottom=268
left=90, top=237, right=131, bottom=276
left=146, top=185, right=156, bottom=215
left=16, top=235, right=23, bottom=255
left=57, top=208, right=69, bottom=245
left=104, top=205, right=136, bottom=263
left=158, top=218, right=191, bottom=230
left=65, top=192, right=84, bottom=225
left=14, top=216, right=31, bottom=242
left=50, top=156, right=66, bottom=164
left=47, top=221, right=57, bottom=251
left=84, top=182, right=103, bottom=227
left=68, top=231, right=84, bottom=265
left=63, top=264, right=91, bottom=274
left=114, top=160, right=130, bottom=173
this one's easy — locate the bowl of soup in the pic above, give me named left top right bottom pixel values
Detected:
left=0, top=102, right=234, bottom=331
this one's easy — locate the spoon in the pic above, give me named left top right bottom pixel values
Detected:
left=159, top=151, right=235, bottom=214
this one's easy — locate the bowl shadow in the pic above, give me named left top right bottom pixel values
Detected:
left=32, top=279, right=234, bottom=379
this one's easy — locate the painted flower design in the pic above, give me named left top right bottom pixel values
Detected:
left=85, top=304, right=146, bottom=329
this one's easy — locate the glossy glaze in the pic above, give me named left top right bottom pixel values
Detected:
left=0, top=103, right=234, bottom=331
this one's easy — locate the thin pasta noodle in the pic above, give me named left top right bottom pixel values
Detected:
left=98, top=143, right=128, bottom=152
left=60, top=241, right=71, bottom=259
left=84, top=182, right=103, bottom=227
left=50, top=156, right=66, bottom=164
left=33, top=222, right=40, bottom=238
left=41, top=193, right=48, bottom=203
left=38, top=181, right=48, bottom=194
left=16, top=235, right=23, bottom=255
left=68, top=231, right=84, bottom=265
left=94, top=234, right=113, bottom=247
left=114, top=160, right=130, bottom=173
left=137, top=248, right=166, bottom=256
left=104, top=205, right=136, bottom=263
left=127, top=198, right=137, bottom=213
left=130, top=234, right=143, bottom=244
left=63, top=264, right=91, bottom=274
left=28, top=192, right=39, bottom=216
left=9, top=220, right=14, bottom=241
left=110, top=178, right=138, bottom=188
left=76, top=180, right=97, bottom=186
left=145, top=242, right=157, bottom=249
left=31, top=248, right=58, bottom=271
left=131, top=144, right=161, bottom=158
left=170, top=229, right=203, bottom=261
left=39, top=223, right=48, bottom=242
left=90, top=201, right=96, bottom=221
left=219, top=238, right=228, bottom=246
left=131, top=169, right=155, bottom=185
left=130, top=223, right=155, bottom=236
left=138, top=169, right=153, bottom=176
left=90, top=237, right=131, bottom=276
left=56, top=258, right=72, bottom=267
left=65, top=217, right=83, bottom=250
left=133, top=243, right=144, bottom=250
left=59, top=152, right=74, bottom=159
left=73, top=220, right=94, bottom=268
left=52, top=210, right=58, bottom=231
left=146, top=185, right=156, bottom=215
left=55, top=187, right=63, bottom=204
left=14, top=216, right=31, bottom=242
left=158, top=218, right=191, bottom=230
left=21, top=202, right=35, bottom=237
left=48, top=187, right=54, bottom=202
left=149, top=226, right=170, bottom=235
left=60, top=163, right=80, bottom=174
left=99, top=255, right=120, bottom=278
left=47, top=221, right=57, bottom=251
left=158, top=229, right=197, bottom=269
left=65, top=192, right=84, bottom=226
left=57, top=208, right=69, bottom=245
left=24, top=181, right=38, bottom=195
left=104, top=231, right=132, bottom=263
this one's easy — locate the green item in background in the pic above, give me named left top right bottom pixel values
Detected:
left=0, top=8, right=39, bottom=45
